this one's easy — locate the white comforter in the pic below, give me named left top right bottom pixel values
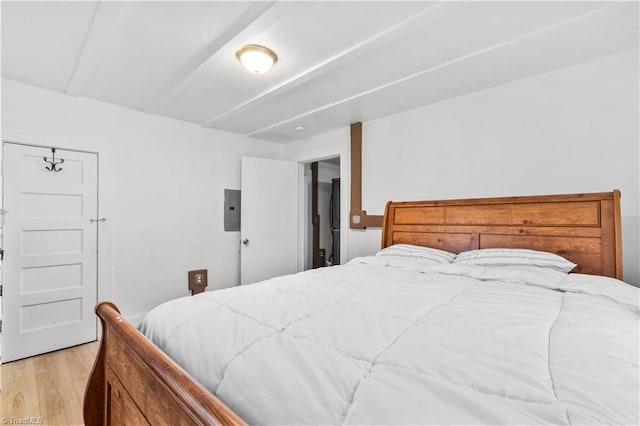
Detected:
left=140, top=257, right=639, bottom=425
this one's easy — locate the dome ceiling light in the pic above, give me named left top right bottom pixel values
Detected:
left=236, top=44, right=278, bottom=74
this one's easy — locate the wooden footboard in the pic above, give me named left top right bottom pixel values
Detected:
left=83, top=302, right=246, bottom=425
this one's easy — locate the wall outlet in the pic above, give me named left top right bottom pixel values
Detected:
left=188, top=269, right=208, bottom=295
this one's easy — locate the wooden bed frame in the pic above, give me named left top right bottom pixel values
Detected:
left=83, top=190, right=623, bottom=425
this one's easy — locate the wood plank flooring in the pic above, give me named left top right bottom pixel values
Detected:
left=1, top=342, right=98, bottom=426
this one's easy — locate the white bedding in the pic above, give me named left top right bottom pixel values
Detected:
left=140, top=257, right=639, bottom=425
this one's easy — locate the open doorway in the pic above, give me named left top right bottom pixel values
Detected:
left=303, top=156, right=340, bottom=270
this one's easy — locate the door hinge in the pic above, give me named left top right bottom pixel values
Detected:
left=0, top=284, right=2, bottom=296
left=0, top=319, right=3, bottom=333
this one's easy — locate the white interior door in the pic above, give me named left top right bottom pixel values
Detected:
left=241, top=157, right=298, bottom=285
left=3, top=143, right=98, bottom=362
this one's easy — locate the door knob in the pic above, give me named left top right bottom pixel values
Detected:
left=242, top=238, right=250, bottom=246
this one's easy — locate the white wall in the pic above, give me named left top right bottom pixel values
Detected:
left=284, top=49, right=640, bottom=286
left=1, top=80, right=282, bottom=320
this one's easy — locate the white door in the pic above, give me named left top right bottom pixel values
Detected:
left=3, top=143, right=98, bottom=362
left=241, top=157, right=298, bottom=285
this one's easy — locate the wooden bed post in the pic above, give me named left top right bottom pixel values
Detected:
left=380, top=201, right=392, bottom=248
left=84, top=302, right=246, bottom=425
left=83, top=302, right=114, bottom=425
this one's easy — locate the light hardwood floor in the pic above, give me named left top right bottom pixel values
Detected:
left=1, top=342, right=99, bottom=426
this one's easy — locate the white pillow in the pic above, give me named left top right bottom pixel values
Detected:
left=431, top=263, right=569, bottom=287
left=349, top=255, right=445, bottom=272
left=454, top=248, right=576, bottom=273
left=377, top=244, right=456, bottom=264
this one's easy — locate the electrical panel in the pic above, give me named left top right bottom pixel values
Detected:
left=224, top=189, right=241, bottom=231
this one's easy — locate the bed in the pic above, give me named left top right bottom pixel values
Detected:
left=83, top=190, right=639, bottom=425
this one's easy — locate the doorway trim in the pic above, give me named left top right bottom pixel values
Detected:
left=290, top=144, right=349, bottom=271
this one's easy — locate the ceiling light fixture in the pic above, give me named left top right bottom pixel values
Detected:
left=294, top=125, right=306, bottom=132
left=236, top=44, right=278, bottom=74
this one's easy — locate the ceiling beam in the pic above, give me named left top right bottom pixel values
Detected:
left=245, top=1, right=621, bottom=139
left=143, top=2, right=277, bottom=114
left=65, top=1, right=126, bottom=97
left=201, top=1, right=447, bottom=129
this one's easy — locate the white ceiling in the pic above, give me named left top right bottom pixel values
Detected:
left=2, top=1, right=638, bottom=143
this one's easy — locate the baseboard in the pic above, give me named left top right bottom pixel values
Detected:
left=124, top=312, right=148, bottom=328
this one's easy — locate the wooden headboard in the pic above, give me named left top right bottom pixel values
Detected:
left=381, top=190, right=623, bottom=279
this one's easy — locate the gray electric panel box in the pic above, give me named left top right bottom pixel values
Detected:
left=224, top=189, right=241, bottom=231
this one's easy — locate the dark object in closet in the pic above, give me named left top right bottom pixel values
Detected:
left=311, top=162, right=323, bottom=268
left=329, top=178, right=340, bottom=265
